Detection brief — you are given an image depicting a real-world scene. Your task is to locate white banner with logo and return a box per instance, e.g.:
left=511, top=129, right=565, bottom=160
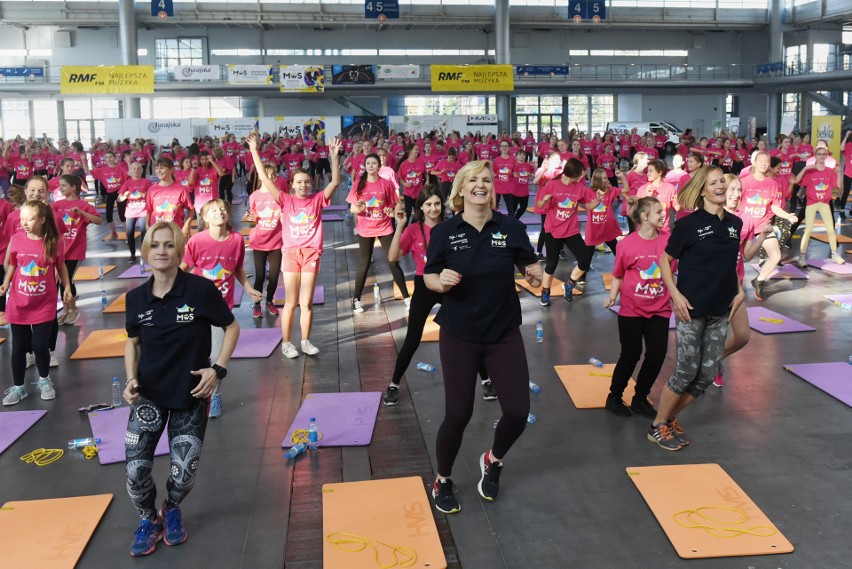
left=174, top=65, right=219, bottom=81
left=376, top=64, right=420, bottom=80
left=142, top=119, right=191, bottom=138
left=279, top=65, right=325, bottom=92
left=208, top=117, right=259, bottom=137
left=467, top=115, right=498, bottom=126
left=227, top=64, right=273, bottom=85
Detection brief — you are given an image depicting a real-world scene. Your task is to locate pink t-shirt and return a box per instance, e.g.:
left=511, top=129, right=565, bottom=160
left=740, top=175, right=782, bottom=232
left=398, top=158, right=426, bottom=199
left=399, top=222, right=432, bottom=276
left=612, top=231, right=672, bottom=319
left=513, top=162, right=536, bottom=197
left=53, top=199, right=97, bottom=260
left=585, top=187, right=622, bottom=246
left=249, top=190, right=284, bottom=251
left=492, top=156, right=515, bottom=195
left=6, top=232, right=66, bottom=325
left=120, top=179, right=151, bottom=219
left=843, top=143, right=852, bottom=178
left=0, top=199, right=16, bottom=260
left=281, top=192, right=330, bottom=251
left=347, top=178, right=398, bottom=238
left=664, top=169, right=690, bottom=192
left=174, top=169, right=195, bottom=192
left=540, top=178, right=596, bottom=239
left=799, top=167, right=837, bottom=204
left=637, top=181, right=677, bottom=233
left=623, top=170, right=649, bottom=215
left=194, top=166, right=220, bottom=211
left=91, top=166, right=127, bottom=194
left=435, top=159, right=461, bottom=183
left=596, top=152, right=617, bottom=177
left=183, top=230, right=245, bottom=310
left=146, top=182, right=193, bottom=226
left=733, top=207, right=755, bottom=283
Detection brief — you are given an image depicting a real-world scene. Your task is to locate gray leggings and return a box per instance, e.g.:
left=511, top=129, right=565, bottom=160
left=666, top=313, right=729, bottom=397
left=126, top=395, right=209, bottom=521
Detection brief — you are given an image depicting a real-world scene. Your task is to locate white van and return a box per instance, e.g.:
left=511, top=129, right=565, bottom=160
left=605, top=121, right=683, bottom=154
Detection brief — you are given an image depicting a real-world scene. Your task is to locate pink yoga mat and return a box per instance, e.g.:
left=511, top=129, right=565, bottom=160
left=0, top=410, right=47, bottom=455
left=784, top=362, right=852, bottom=407
left=807, top=258, right=852, bottom=275
left=749, top=263, right=809, bottom=279
left=88, top=407, right=169, bottom=465
left=281, top=392, right=381, bottom=448
left=231, top=327, right=282, bottom=358
left=609, top=305, right=676, bottom=328
left=322, top=214, right=344, bottom=222
left=747, top=307, right=815, bottom=334
left=273, top=284, right=325, bottom=305
left=117, top=264, right=152, bottom=279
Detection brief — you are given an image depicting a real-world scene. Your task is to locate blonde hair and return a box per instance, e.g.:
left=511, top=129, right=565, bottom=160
left=141, top=221, right=185, bottom=261
left=448, top=160, right=494, bottom=212
left=199, top=199, right=233, bottom=232
left=590, top=168, right=610, bottom=192
left=678, top=165, right=723, bottom=211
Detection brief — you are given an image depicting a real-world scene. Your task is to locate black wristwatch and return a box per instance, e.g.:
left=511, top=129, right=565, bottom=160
left=212, top=364, right=227, bottom=380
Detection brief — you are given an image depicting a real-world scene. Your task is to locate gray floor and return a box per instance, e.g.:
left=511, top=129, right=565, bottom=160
left=1, top=183, right=850, bottom=569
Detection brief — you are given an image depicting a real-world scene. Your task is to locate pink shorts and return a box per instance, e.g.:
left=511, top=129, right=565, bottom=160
left=283, top=247, right=321, bottom=273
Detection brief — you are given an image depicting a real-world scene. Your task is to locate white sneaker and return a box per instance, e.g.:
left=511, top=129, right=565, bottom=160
left=49, top=351, right=58, bottom=368
left=301, top=340, right=320, bottom=356
left=352, top=299, right=364, bottom=313
left=831, top=254, right=845, bottom=265
left=404, top=297, right=411, bottom=314
left=25, top=352, right=35, bottom=369
left=37, top=377, right=55, bottom=400
left=64, top=309, right=80, bottom=325
left=796, top=256, right=807, bottom=268
left=281, top=342, right=299, bottom=359
left=3, top=385, right=27, bottom=406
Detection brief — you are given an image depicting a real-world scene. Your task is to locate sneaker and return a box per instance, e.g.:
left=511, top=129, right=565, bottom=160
left=559, top=250, right=568, bottom=261
left=26, top=352, right=35, bottom=369
left=668, top=419, right=691, bottom=446
left=281, top=342, right=299, bottom=359
left=352, top=299, right=364, bottom=313
left=481, top=380, right=498, bottom=401
left=563, top=281, right=574, bottom=303
left=57, top=311, right=68, bottom=325
left=539, top=289, right=551, bottom=307
left=536, top=252, right=546, bottom=261
left=159, top=502, right=187, bottom=546
left=713, top=372, right=724, bottom=388
left=129, top=518, right=164, bottom=557
left=404, top=297, right=411, bottom=314
left=605, top=395, right=632, bottom=417
left=629, top=398, right=657, bottom=419
left=2, top=385, right=28, bottom=406
left=208, top=393, right=222, bottom=418
left=751, top=277, right=765, bottom=302
left=252, top=304, right=263, bottom=319
left=49, top=351, right=58, bottom=368
left=647, top=422, right=682, bottom=451
left=382, top=384, right=400, bottom=406
left=477, top=452, right=504, bottom=502
left=129, top=256, right=137, bottom=264
left=831, top=254, right=846, bottom=265
left=432, top=477, right=461, bottom=514
left=37, top=377, right=55, bottom=400
left=266, top=301, right=280, bottom=315
left=64, top=310, right=80, bottom=325
left=301, top=340, right=320, bottom=356
left=0, top=312, right=7, bottom=326
left=796, top=256, right=807, bottom=268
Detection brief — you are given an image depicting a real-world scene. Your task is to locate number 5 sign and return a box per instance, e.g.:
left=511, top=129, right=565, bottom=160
left=151, top=0, right=174, bottom=18
left=569, top=0, right=606, bottom=23
left=365, top=0, right=399, bottom=21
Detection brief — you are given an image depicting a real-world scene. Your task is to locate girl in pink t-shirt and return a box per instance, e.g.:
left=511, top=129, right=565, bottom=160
left=623, top=152, right=649, bottom=231
left=492, top=141, right=515, bottom=211
left=637, top=160, right=677, bottom=233
left=174, top=157, right=197, bottom=198
left=793, top=149, right=845, bottom=266
left=432, top=147, right=461, bottom=202
left=52, top=174, right=102, bottom=325
left=602, top=196, right=671, bottom=417
left=146, top=158, right=194, bottom=238
left=585, top=168, right=625, bottom=255
left=397, top=144, right=426, bottom=219
left=509, top=150, right=536, bottom=219
left=117, top=162, right=150, bottom=262
left=1, top=200, right=72, bottom=406
left=347, top=153, right=409, bottom=314
left=245, top=160, right=284, bottom=320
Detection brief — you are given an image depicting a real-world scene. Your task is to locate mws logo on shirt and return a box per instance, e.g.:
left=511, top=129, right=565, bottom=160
left=491, top=231, right=507, bottom=248
left=635, top=260, right=665, bottom=297
left=176, top=304, right=195, bottom=322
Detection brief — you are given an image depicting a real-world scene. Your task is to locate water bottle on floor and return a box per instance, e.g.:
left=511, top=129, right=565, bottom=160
left=308, top=417, right=319, bottom=451
left=98, top=263, right=104, bottom=279
left=285, top=443, right=307, bottom=459
left=416, top=362, right=435, bottom=372
left=588, top=357, right=603, bottom=368
left=101, top=290, right=108, bottom=311
left=67, top=437, right=102, bottom=449
left=111, top=377, right=122, bottom=407
left=529, top=381, right=541, bottom=393
left=373, top=283, right=381, bottom=305
left=536, top=320, right=543, bottom=343
left=527, top=413, right=537, bottom=424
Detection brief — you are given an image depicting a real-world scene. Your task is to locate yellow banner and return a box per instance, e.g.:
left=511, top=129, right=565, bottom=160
left=430, top=65, right=514, bottom=92
left=811, top=115, right=842, bottom=160
left=60, top=66, right=155, bottom=95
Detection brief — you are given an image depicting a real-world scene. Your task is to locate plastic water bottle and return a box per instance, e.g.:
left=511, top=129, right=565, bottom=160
left=139, top=256, right=146, bottom=273
left=111, top=377, right=122, bottom=407
left=588, top=357, right=604, bottom=368
left=285, top=442, right=307, bottom=459
left=416, top=362, right=435, bottom=372
left=67, top=437, right=102, bottom=449
left=101, top=290, right=108, bottom=311
left=839, top=302, right=852, bottom=310
left=848, top=355, right=852, bottom=366
left=529, top=381, right=541, bottom=393
left=536, top=320, right=543, bottom=344
left=308, top=417, right=319, bottom=451
left=373, top=283, right=381, bottom=304
left=98, top=263, right=104, bottom=279
left=527, top=413, right=537, bottom=424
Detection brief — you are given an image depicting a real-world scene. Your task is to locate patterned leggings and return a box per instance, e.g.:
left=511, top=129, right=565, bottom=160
left=666, top=314, right=729, bottom=397
left=125, top=396, right=209, bottom=521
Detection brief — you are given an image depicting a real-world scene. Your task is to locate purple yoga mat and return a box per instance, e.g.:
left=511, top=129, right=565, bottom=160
left=747, top=307, right=815, bottom=334
left=807, top=258, right=852, bottom=275
left=608, top=305, right=675, bottom=328
left=88, top=407, right=169, bottom=465
left=231, top=327, right=282, bottom=358
left=826, top=293, right=852, bottom=304
left=324, top=205, right=348, bottom=211
left=0, top=410, right=47, bottom=455
left=784, top=362, right=852, bottom=406
left=749, top=263, right=809, bottom=279
left=273, top=284, right=325, bottom=305
left=322, top=214, right=344, bottom=222
left=234, top=282, right=244, bottom=305
left=281, top=392, right=381, bottom=448
left=519, top=213, right=541, bottom=225
left=117, top=264, right=152, bottom=279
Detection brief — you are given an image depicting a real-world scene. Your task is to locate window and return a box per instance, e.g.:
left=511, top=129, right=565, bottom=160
left=139, top=97, right=258, bottom=119
left=33, top=100, right=59, bottom=142
left=155, top=38, right=204, bottom=71
left=784, top=45, right=806, bottom=73
left=1, top=99, right=30, bottom=138
left=403, top=96, right=494, bottom=116
left=782, top=92, right=799, bottom=128
left=590, top=95, right=614, bottom=134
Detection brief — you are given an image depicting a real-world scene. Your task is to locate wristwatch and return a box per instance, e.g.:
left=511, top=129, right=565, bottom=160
left=212, top=364, right=227, bottom=380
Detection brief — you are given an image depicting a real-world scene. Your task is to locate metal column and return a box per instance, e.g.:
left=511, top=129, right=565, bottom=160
left=767, top=0, right=784, bottom=142
left=495, top=0, right=511, bottom=133
left=118, top=0, right=141, bottom=119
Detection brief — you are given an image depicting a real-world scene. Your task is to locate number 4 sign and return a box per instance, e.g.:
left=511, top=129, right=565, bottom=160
left=151, top=0, right=174, bottom=18
left=365, top=0, right=399, bottom=20
left=569, top=0, right=606, bottom=23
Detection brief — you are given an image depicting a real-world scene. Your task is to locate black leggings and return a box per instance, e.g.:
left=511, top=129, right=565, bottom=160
left=11, top=321, right=53, bottom=385
left=436, top=328, right=530, bottom=475
left=536, top=214, right=546, bottom=254
left=503, top=195, right=529, bottom=220
left=125, top=396, right=209, bottom=521
left=58, top=259, right=79, bottom=298
left=219, top=175, right=234, bottom=203
left=253, top=249, right=282, bottom=303
left=403, top=195, right=417, bottom=222
left=839, top=175, right=852, bottom=212
left=391, top=276, right=487, bottom=385
left=0, top=266, right=5, bottom=312
left=439, top=182, right=452, bottom=203
left=609, top=315, right=669, bottom=402
left=543, top=233, right=591, bottom=276
left=126, top=217, right=147, bottom=258
left=105, top=192, right=127, bottom=224
left=353, top=234, right=408, bottom=301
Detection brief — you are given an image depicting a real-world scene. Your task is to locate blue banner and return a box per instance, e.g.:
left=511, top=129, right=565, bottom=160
left=152, top=0, right=174, bottom=18
left=365, top=0, right=399, bottom=20
left=0, top=67, right=44, bottom=78
left=568, top=0, right=606, bottom=22
left=516, top=66, right=570, bottom=77
left=755, top=62, right=784, bottom=77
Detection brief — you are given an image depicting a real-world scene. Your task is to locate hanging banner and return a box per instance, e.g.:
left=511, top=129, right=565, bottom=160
left=376, top=65, right=420, bottom=80
left=331, top=65, right=376, bottom=85
left=279, top=65, right=325, bottom=92
left=341, top=116, right=388, bottom=139
left=60, top=65, right=154, bottom=95
left=811, top=115, right=842, bottom=158
left=403, top=116, right=452, bottom=133
left=430, top=65, right=514, bottom=92
left=467, top=115, right=498, bottom=126
left=780, top=115, right=797, bottom=137
left=273, top=116, right=327, bottom=140
left=142, top=119, right=191, bottom=138
left=516, top=66, right=569, bottom=77
left=727, top=116, right=741, bottom=135
left=0, top=67, right=45, bottom=78
left=207, top=117, right=259, bottom=137
left=174, top=65, right=219, bottom=81
left=227, top=64, right=273, bottom=85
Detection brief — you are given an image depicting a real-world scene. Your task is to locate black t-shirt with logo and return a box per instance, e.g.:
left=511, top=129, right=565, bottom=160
left=126, top=270, right=235, bottom=410
left=425, top=210, right=537, bottom=343
left=666, top=208, right=743, bottom=318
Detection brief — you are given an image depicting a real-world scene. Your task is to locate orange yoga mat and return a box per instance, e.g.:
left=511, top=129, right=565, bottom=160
left=420, top=315, right=440, bottom=342
left=102, top=232, right=139, bottom=242
left=516, top=277, right=582, bottom=297
left=554, top=364, right=635, bottom=408
left=393, top=280, right=416, bottom=300
left=626, top=464, right=794, bottom=559
left=70, top=329, right=127, bottom=360
left=103, top=293, right=127, bottom=314
left=74, top=265, right=116, bottom=281
left=602, top=272, right=613, bottom=291
left=322, top=477, right=446, bottom=569
left=812, top=233, right=852, bottom=244
left=239, top=226, right=252, bottom=236
left=0, top=494, right=113, bottom=569
left=0, top=337, right=5, bottom=345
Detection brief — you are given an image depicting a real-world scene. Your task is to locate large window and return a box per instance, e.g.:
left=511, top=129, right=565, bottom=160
left=785, top=45, right=807, bottom=73
left=782, top=93, right=799, bottom=131
left=33, top=100, right=59, bottom=142
left=0, top=99, right=30, bottom=139
left=403, top=96, right=495, bottom=116
left=140, top=97, right=258, bottom=119
left=64, top=99, right=120, bottom=142
left=155, top=38, right=204, bottom=71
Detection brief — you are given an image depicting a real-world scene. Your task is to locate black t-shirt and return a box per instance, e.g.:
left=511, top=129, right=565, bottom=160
left=126, top=270, right=235, bottom=410
left=665, top=208, right=743, bottom=318
left=425, top=210, right=537, bottom=343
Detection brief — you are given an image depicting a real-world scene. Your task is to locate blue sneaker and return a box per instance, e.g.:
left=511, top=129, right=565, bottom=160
left=208, top=393, right=222, bottom=418
left=539, top=289, right=551, bottom=307
left=563, top=281, right=574, bottom=303
left=130, top=518, right=164, bottom=557
left=160, top=502, right=187, bottom=546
